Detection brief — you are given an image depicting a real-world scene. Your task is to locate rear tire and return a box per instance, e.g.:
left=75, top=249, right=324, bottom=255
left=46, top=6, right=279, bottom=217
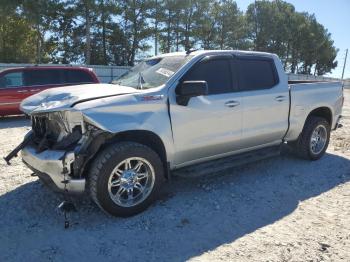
left=88, top=142, right=164, bottom=217
left=292, top=116, right=330, bottom=160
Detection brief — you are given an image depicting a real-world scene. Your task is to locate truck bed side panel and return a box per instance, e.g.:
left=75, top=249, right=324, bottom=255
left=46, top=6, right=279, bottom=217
left=285, top=81, right=343, bottom=141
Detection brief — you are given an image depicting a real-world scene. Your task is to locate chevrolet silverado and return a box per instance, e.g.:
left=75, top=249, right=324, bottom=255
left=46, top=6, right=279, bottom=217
left=4, top=50, right=344, bottom=216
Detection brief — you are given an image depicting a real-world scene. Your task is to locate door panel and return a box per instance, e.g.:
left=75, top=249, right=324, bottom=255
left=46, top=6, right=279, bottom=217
left=170, top=94, right=242, bottom=165
left=237, top=57, right=289, bottom=147
left=240, top=87, right=289, bottom=148
left=25, top=83, right=63, bottom=97
left=0, top=70, right=27, bottom=115
left=169, top=55, right=243, bottom=166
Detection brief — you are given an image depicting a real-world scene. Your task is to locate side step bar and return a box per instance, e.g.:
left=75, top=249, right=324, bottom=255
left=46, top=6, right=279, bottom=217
left=173, top=145, right=281, bottom=178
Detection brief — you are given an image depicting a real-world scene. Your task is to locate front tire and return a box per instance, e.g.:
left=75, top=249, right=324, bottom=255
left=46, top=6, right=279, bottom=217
left=292, top=116, right=330, bottom=160
left=88, top=142, right=164, bottom=217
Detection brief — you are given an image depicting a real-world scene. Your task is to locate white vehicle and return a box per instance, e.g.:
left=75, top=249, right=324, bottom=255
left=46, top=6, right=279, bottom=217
left=5, top=50, right=344, bottom=216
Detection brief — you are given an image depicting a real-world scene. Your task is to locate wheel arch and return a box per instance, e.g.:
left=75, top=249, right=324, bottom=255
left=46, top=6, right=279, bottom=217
left=293, top=113, right=331, bottom=160
left=285, top=106, right=333, bottom=142
left=306, top=106, right=333, bottom=127
left=105, top=130, right=169, bottom=179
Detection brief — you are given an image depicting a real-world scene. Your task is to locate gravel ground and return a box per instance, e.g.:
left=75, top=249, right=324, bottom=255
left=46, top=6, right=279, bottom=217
left=0, top=90, right=349, bottom=262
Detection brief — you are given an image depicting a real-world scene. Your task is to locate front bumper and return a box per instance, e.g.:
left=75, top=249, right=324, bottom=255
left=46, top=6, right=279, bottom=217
left=21, top=145, right=86, bottom=194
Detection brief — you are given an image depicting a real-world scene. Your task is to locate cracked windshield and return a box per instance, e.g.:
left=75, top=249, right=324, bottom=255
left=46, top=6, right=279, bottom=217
left=112, top=55, right=193, bottom=89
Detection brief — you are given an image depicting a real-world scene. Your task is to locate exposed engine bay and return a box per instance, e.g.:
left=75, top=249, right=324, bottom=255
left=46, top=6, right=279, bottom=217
left=31, top=111, right=85, bottom=152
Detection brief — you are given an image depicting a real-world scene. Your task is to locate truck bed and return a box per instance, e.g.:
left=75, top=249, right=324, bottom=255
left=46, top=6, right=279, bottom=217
left=285, top=81, right=343, bottom=141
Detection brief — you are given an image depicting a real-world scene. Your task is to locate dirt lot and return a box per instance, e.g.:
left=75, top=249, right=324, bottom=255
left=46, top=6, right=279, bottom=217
left=0, top=90, right=349, bottom=262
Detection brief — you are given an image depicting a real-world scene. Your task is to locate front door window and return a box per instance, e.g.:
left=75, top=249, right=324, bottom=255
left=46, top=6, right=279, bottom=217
left=0, top=72, right=24, bottom=88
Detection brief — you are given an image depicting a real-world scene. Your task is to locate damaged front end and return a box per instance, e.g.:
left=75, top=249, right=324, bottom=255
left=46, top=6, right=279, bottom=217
left=5, top=110, right=110, bottom=194
left=31, top=111, right=84, bottom=152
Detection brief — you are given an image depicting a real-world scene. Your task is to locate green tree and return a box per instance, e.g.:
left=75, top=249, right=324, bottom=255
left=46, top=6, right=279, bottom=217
left=213, top=0, right=249, bottom=50
left=158, top=0, right=182, bottom=53
left=21, top=0, right=59, bottom=63
left=48, top=2, right=77, bottom=63
left=0, top=14, right=37, bottom=63
left=90, top=0, right=119, bottom=65
left=193, top=0, right=218, bottom=49
left=118, top=0, right=153, bottom=65
left=0, top=0, right=339, bottom=75
left=246, top=0, right=337, bottom=75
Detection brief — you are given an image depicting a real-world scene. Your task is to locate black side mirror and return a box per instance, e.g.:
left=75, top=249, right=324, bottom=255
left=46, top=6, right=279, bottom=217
left=176, top=80, right=208, bottom=106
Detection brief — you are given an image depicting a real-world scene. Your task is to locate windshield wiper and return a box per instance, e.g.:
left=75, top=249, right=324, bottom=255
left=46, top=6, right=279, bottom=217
left=137, top=72, right=146, bottom=90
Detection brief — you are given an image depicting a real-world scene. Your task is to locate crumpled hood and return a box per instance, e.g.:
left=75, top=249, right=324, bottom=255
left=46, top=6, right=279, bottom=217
left=20, top=83, right=138, bottom=114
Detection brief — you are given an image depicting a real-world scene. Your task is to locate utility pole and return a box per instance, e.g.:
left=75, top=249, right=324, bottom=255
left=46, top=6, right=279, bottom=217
left=341, top=48, right=348, bottom=80
left=154, top=0, right=158, bottom=56
left=254, top=0, right=259, bottom=50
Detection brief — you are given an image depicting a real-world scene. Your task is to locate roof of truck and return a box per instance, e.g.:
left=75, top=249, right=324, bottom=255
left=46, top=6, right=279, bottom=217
left=153, top=50, right=277, bottom=59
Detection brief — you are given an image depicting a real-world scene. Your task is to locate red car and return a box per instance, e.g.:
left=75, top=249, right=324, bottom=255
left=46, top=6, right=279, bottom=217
left=0, top=66, right=99, bottom=116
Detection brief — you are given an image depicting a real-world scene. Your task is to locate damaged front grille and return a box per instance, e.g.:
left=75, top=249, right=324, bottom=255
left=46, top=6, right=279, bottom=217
left=31, top=113, right=83, bottom=151
left=32, top=115, right=60, bottom=143
left=32, top=115, right=48, bottom=139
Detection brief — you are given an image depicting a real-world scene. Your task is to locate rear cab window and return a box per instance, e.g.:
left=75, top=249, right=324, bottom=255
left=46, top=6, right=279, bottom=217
left=24, top=69, right=63, bottom=86
left=65, top=69, right=95, bottom=84
left=237, top=56, right=279, bottom=91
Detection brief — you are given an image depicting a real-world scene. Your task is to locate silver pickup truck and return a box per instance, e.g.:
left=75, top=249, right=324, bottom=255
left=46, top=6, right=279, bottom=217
left=5, top=50, right=344, bottom=216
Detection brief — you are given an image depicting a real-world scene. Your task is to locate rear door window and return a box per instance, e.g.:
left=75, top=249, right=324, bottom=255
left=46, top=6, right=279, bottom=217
left=238, top=58, right=278, bottom=91
left=183, top=58, right=233, bottom=95
left=65, top=70, right=94, bottom=84
left=24, top=69, right=63, bottom=86
left=0, top=71, right=24, bottom=88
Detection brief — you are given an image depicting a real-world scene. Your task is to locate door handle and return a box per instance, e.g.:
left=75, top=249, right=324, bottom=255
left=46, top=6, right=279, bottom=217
left=225, top=100, right=240, bottom=108
left=275, top=96, right=286, bottom=102
left=17, top=90, right=28, bottom=93
left=30, top=89, right=40, bottom=92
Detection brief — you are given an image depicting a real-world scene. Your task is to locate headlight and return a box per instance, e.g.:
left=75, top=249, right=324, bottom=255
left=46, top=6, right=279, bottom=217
left=32, top=110, right=85, bottom=144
